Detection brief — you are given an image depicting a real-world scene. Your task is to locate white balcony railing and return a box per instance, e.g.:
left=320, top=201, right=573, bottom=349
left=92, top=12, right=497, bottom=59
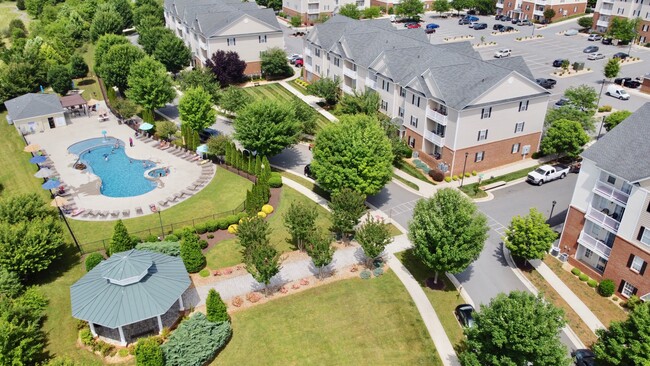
left=425, top=106, right=448, bottom=126
left=599, top=8, right=612, bottom=15
left=602, top=0, right=614, bottom=3
left=496, top=2, right=503, bottom=8
left=578, top=231, right=612, bottom=259
left=304, top=48, right=312, bottom=57
left=424, top=130, right=445, bottom=146
left=585, top=206, right=621, bottom=234
left=342, top=84, right=354, bottom=95
left=365, top=77, right=376, bottom=89
left=597, top=19, right=610, bottom=28
left=307, top=7, right=319, bottom=14
left=533, top=9, right=544, bottom=16
left=593, top=180, right=629, bottom=206
left=343, top=67, right=357, bottom=79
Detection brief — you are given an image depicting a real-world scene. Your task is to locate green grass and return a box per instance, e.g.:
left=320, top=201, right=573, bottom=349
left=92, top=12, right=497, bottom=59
left=395, top=250, right=466, bottom=347
left=69, top=168, right=252, bottom=251
left=241, top=83, right=330, bottom=131
left=387, top=223, right=403, bottom=237
left=212, top=272, right=441, bottom=365
left=205, top=186, right=331, bottom=269
left=278, top=171, right=331, bottom=200
left=0, top=2, right=28, bottom=35
left=393, top=173, right=420, bottom=191
left=460, top=164, right=542, bottom=199
left=288, top=78, right=309, bottom=95
left=395, top=159, right=433, bottom=184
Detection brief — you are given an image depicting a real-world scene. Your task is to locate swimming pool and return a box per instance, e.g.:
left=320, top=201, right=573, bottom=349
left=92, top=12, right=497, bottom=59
left=147, top=168, right=170, bottom=178
left=68, top=138, right=157, bottom=197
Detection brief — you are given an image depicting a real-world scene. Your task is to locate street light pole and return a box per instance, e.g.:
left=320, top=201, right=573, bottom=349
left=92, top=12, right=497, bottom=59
left=549, top=200, right=557, bottom=222
left=460, top=152, right=469, bottom=187
left=157, top=210, right=165, bottom=239
left=597, top=77, right=606, bottom=107
left=597, top=115, right=606, bottom=140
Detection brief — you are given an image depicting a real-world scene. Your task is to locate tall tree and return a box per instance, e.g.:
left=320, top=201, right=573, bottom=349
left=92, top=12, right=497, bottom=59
left=260, top=47, right=292, bottom=78
left=312, top=114, right=393, bottom=195
left=47, top=65, right=72, bottom=95
left=336, top=90, right=379, bottom=116
left=178, top=68, right=221, bottom=104
left=607, top=17, right=641, bottom=43
left=283, top=200, right=318, bottom=251
left=408, top=188, right=488, bottom=283
left=292, top=99, right=317, bottom=135
left=329, top=188, right=366, bottom=241
left=238, top=217, right=280, bottom=293
left=68, top=54, right=89, bottom=79
left=205, top=50, right=246, bottom=86
left=233, top=100, right=301, bottom=157
left=504, top=208, right=558, bottom=260
left=450, top=0, right=471, bottom=15
left=206, top=134, right=232, bottom=158
left=305, top=229, right=334, bottom=279
left=0, top=268, right=24, bottom=299
left=306, top=77, right=340, bottom=105
left=109, top=0, right=134, bottom=30
left=101, top=43, right=145, bottom=90
left=126, top=56, right=175, bottom=116
left=362, top=6, right=381, bottom=18
left=564, top=84, right=598, bottom=113
left=432, top=0, right=451, bottom=15
left=338, top=3, right=361, bottom=19
left=90, top=3, right=123, bottom=41
left=545, top=106, right=595, bottom=132
left=138, top=26, right=170, bottom=55
left=540, top=119, right=590, bottom=159
left=593, top=301, right=650, bottom=366
left=178, top=86, right=216, bottom=136
left=473, top=0, right=495, bottom=15
left=356, top=214, right=392, bottom=268
left=94, top=34, right=129, bottom=72
left=219, top=86, right=251, bottom=114
left=395, top=0, right=424, bottom=19
left=603, top=58, right=620, bottom=80
left=153, top=32, right=191, bottom=74
left=133, top=3, right=164, bottom=29
left=205, top=289, right=229, bottom=323
left=578, top=16, right=593, bottom=29
left=179, top=230, right=205, bottom=273
left=0, top=288, right=48, bottom=365
left=543, top=8, right=556, bottom=21
left=459, top=291, right=570, bottom=366
left=135, top=336, right=164, bottom=366
left=604, top=110, right=632, bottom=131
left=109, top=220, right=135, bottom=255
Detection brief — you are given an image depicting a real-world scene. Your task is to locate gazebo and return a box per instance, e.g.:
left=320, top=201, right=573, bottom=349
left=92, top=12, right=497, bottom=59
left=70, top=249, right=190, bottom=345
left=60, top=94, right=88, bottom=118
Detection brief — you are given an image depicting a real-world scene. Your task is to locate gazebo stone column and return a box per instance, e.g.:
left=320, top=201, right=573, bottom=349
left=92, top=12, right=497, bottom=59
left=88, top=322, right=97, bottom=337
left=118, top=326, right=127, bottom=346
left=178, top=296, right=185, bottom=311
left=157, top=315, right=164, bottom=334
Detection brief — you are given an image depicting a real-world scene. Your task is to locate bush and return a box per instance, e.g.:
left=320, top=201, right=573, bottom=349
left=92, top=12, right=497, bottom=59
left=199, top=239, right=208, bottom=249
left=452, top=175, right=459, bottom=181
left=472, top=170, right=478, bottom=176
left=587, top=279, right=598, bottom=288
left=93, top=340, right=114, bottom=357
left=257, top=211, right=267, bottom=218
left=136, top=337, right=164, bottom=366
left=136, top=241, right=181, bottom=256
left=360, top=270, right=371, bottom=279
left=206, top=289, right=229, bottom=323
left=205, top=221, right=218, bottom=232
left=428, top=169, right=445, bottom=182
left=373, top=267, right=384, bottom=277
left=598, top=105, right=612, bottom=112
left=598, top=279, right=615, bottom=297
left=79, top=329, right=94, bottom=346
left=612, top=296, right=619, bottom=302
left=217, top=219, right=230, bottom=230
left=268, top=172, right=283, bottom=188
left=464, top=172, right=471, bottom=178
left=624, top=295, right=642, bottom=310
left=225, top=215, right=239, bottom=225
left=195, top=224, right=208, bottom=235
left=16, top=0, right=26, bottom=10
left=227, top=224, right=238, bottom=234
left=144, top=234, right=158, bottom=242
left=118, top=349, right=129, bottom=357
left=571, top=268, right=581, bottom=276
left=161, top=313, right=231, bottom=366
left=262, top=204, right=274, bottom=214
left=85, top=253, right=104, bottom=272
left=207, top=234, right=214, bottom=239
left=180, top=231, right=206, bottom=273
left=199, top=269, right=210, bottom=277
left=444, top=176, right=452, bottom=183
left=578, top=273, right=589, bottom=281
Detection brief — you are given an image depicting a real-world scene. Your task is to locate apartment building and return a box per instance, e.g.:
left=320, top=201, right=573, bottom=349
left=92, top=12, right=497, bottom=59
left=163, top=0, right=284, bottom=75
left=497, top=0, right=587, bottom=22
left=283, top=0, right=368, bottom=24
left=593, top=0, right=650, bottom=43
left=558, top=103, right=650, bottom=301
left=303, top=16, right=550, bottom=176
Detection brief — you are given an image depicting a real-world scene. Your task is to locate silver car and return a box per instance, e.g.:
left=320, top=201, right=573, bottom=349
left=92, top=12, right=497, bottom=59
left=587, top=52, right=605, bottom=60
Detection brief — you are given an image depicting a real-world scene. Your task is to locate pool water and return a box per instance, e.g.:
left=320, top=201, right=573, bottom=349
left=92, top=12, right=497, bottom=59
left=148, top=168, right=170, bottom=178
left=71, top=138, right=157, bottom=197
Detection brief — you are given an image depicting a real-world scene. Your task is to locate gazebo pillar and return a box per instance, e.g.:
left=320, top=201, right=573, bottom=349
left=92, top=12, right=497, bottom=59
left=178, top=296, right=185, bottom=311
left=118, top=326, right=127, bottom=346
left=88, top=322, right=97, bottom=337
left=157, top=315, right=164, bottom=334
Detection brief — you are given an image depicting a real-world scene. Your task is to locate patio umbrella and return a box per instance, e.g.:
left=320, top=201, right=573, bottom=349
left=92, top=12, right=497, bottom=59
left=139, top=122, right=154, bottom=131
left=34, top=168, right=54, bottom=178
left=30, top=156, right=47, bottom=164
left=87, top=98, right=100, bottom=107
left=196, top=144, right=208, bottom=154
left=23, top=144, right=41, bottom=153
left=42, top=180, right=61, bottom=190
left=50, top=196, right=68, bottom=207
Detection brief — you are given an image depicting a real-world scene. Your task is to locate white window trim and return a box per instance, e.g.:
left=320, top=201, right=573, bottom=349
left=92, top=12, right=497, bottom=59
left=631, top=256, right=644, bottom=273
left=512, top=143, right=520, bottom=154
left=640, top=228, right=650, bottom=246
left=621, top=281, right=636, bottom=298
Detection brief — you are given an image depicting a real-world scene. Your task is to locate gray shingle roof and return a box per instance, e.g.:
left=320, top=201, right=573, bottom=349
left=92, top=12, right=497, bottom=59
left=4, top=93, right=64, bottom=121
left=582, top=102, right=650, bottom=183
left=70, top=250, right=190, bottom=329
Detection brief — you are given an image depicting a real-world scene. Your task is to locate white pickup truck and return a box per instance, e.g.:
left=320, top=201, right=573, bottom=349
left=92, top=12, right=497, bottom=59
left=527, top=164, right=570, bottom=186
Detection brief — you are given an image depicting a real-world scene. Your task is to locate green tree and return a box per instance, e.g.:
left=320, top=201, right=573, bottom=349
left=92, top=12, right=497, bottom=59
left=47, top=65, right=72, bottom=95
left=205, top=50, right=246, bottom=86
left=0, top=268, right=24, bottom=299
left=260, top=47, right=292, bottom=77
left=305, top=229, right=334, bottom=279
left=90, top=3, right=123, bottom=41
left=408, top=188, right=488, bottom=283
left=578, top=16, right=594, bottom=29
left=339, top=3, right=361, bottom=19
left=135, top=337, right=164, bottom=366
left=607, top=17, right=640, bottom=43
left=543, top=8, right=556, bottom=22
left=545, top=106, right=595, bottom=132
left=362, top=6, right=382, bottom=18
left=113, top=98, right=139, bottom=119
left=541, top=119, right=590, bottom=159
left=68, top=54, right=89, bottom=79
left=126, top=56, right=175, bottom=115
left=205, top=289, right=229, bottom=323
left=336, top=90, right=379, bottom=116
left=395, top=0, right=424, bottom=19
left=292, top=99, right=317, bottom=135
left=238, top=218, right=280, bottom=293
left=432, top=0, right=451, bottom=14
left=283, top=200, right=318, bottom=251
left=474, top=0, right=495, bottom=15
left=180, top=230, right=205, bottom=273
left=306, top=77, right=340, bottom=105
left=593, top=301, right=650, bottom=366
left=504, top=208, right=558, bottom=260
left=133, top=3, right=163, bottom=28
left=178, top=86, right=216, bottom=135
left=109, top=0, right=134, bottom=30
left=138, top=26, right=169, bottom=55
left=94, top=34, right=129, bottom=73
left=153, top=32, right=191, bottom=74
left=312, top=114, right=393, bottom=195
left=234, top=100, right=301, bottom=157
left=178, top=68, right=221, bottom=104
left=0, top=193, right=55, bottom=224
left=450, top=0, right=471, bottom=15
left=604, top=110, right=632, bottom=131
left=109, top=220, right=135, bottom=255
left=101, top=43, right=145, bottom=90
left=206, top=134, right=232, bottom=158
left=84, top=253, right=104, bottom=272
left=155, top=121, right=178, bottom=140
left=564, top=84, right=598, bottom=113
left=603, top=58, right=620, bottom=80
left=290, top=16, right=301, bottom=27
left=0, top=288, right=48, bottom=365
left=237, top=216, right=271, bottom=250
left=356, top=214, right=392, bottom=268
left=219, top=86, right=251, bottom=114
left=329, top=188, right=366, bottom=241
left=459, top=291, right=570, bottom=366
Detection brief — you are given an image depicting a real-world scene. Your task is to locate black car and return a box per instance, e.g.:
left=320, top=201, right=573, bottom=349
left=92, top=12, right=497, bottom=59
left=493, top=24, right=505, bottom=31
left=601, top=37, right=613, bottom=45
left=554, top=97, right=572, bottom=109
left=502, top=15, right=512, bottom=21
left=613, top=52, right=629, bottom=59
left=583, top=45, right=599, bottom=53
left=615, top=77, right=641, bottom=88
left=455, top=304, right=475, bottom=328
left=572, top=349, right=596, bottom=366
left=536, top=78, right=557, bottom=89
left=553, top=58, right=568, bottom=67
left=304, top=164, right=314, bottom=179
left=473, top=23, right=488, bottom=30
left=495, top=14, right=505, bottom=20
left=503, top=26, right=515, bottom=32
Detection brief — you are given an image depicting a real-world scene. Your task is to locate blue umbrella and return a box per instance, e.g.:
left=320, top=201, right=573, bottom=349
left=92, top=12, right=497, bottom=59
left=42, top=180, right=61, bottom=190
left=30, top=156, right=47, bottom=164
left=196, top=144, right=209, bottom=153
left=139, top=123, right=154, bottom=131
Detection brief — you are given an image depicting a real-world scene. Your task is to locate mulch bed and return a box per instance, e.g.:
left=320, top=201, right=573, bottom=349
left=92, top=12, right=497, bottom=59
left=425, top=277, right=446, bottom=290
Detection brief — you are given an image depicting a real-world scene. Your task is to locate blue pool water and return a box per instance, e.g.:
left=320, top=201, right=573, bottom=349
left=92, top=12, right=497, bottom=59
left=148, top=168, right=170, bottom=178
left=68, top=138, right=157, bottom=198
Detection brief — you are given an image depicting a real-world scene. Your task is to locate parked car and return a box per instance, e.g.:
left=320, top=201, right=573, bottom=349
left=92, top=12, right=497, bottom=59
left=583, top=45, right=599, bottom=53
left=613, top=52, right=629, bottom=59
left=552, top=58, right=568, bottom=67
left=287, top=54, right=302, bottom=64
left=554, top=97, right=572, bottom=109
left=572, top=349, right=596, bottom=366
left=454, top=304, right=475, bottom=328
left=502, top=15, right=512, bottom=21
left=389, top=14, right=396, bottom=22
left=587, top=34, right=603, bottom=41
left=564, top=29, right=579, bottom=36
left=606, top=84, right=630, bottom=100
left=614, top=77, right=641, bottom=88
left=587, top=52, right=605, bottom=60
left=511, top=18, right=519, bottom=24
left=473, top=23, right=488, bottom=30
left=527, top=164, right=569, bottom=186
left=535, top=78, right=557, bottom=89
left=294, top=58, right=304, bottom=67
left=495, top=14, right=505, bottom=20
left=425, top=28, right=436, bottom=34
left=503, top=25, right=515, bottom=32
left=601, top=37, right=613, bottom=45
left=458, top=18, right=472, bottom=25
left=406, top=23, right=421, bottom=29
left=465, top=15, right=479, bottom=21
left=494, top=48, right=511, bottom=58
left=493, top=24, right=504, bottom=30
left=426, top=23, right=440, bottom=29
left=517, top=19, right=533, bottom=26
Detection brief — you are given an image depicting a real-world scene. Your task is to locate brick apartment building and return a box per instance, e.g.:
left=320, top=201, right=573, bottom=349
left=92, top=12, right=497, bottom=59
left=283, top=0, right=368, bottom=24
left=592, top=0, right=650, bottom=44
left=497, top=0, right=587, bottom=22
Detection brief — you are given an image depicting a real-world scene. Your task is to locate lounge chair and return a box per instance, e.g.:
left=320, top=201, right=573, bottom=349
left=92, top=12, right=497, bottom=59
left=84, top=210, right=97, bottom=217
left=166, top=196, right=177, bottom=203
left=70, top=208, right=85, bottom=217
left=135, top=207, right=143, bottom=215
left=110, top=210, right=120, bottom=217
left=187, top=185, right=198, bottom=191
left=122, top=209, right=131, bottom=217
left=181, top=190, right=193, bottom=197
left=98, top=210, right=109, bottom=217
left=173, top=192, right=183, bottom=200
left=158, top=200, right=168, bottom=206
left=199, top=160, right=211, bottom=165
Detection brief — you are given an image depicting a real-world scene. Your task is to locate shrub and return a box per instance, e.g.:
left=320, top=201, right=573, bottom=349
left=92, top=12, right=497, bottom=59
left=571, top=268, right=581, bottom=276
left=360, top=270, right=371, bottom=279
left=144, top=234, right=158, bottom=242
left=578, top=273, right=589, bottom=281
left=16, top=0, right=26, bottom=10
left=587, top=279, right=598, bottom=288
left=373, top=267, right=384, bottom=277
left=268, top=172, right=283, bottom=188
left=93, top=340, right=113, bottom=357
left=136, top=241, right=181, bottom=256
left=612, top=296, right=619, bottom=302
left=79, top=329, right=94, bottom=346
left=261, top=204, right=274, bottom=214
left=199, top=269, right=210, bottom=277
left=85, top=253, right=104, bottom=272
left=225, top=215, right=239, bottom=225
left=199, top=239, right=208, bottom=249
left=161, top=313, right=231, bottom=366
left=464, top=172, right=471, bottom=178
left=624, top=295, right=642, bottom=310
left=207, top=234, right=214, bottom=239
left=598, top=279, right=615, bottom=297
left=165, top=234, right=179, bottom=242
left=204, top=221, right=218, bottom=232
left=195, top=224, right=208, bottom=234
left=180, top=231, right=206, bottom=273
left=227, top=224, right=238, bottom=234
left=598, top=105, right=612, bottom=112
left=472, top=170, right=478, bottom=176
left=257, top=211, right=267, bottom=218
left=217, top=219, right=230, bottom=230
left=206, top=289, right=229, bottom=323
left=118, top=348, right=129, bottom=357
left=428, top=169, right=445, bottom=182
left=444, top=176, right=452, bottom=183
left=136, top=337, right=164, bottom=366
left=452, top=175, right=459, bottom=181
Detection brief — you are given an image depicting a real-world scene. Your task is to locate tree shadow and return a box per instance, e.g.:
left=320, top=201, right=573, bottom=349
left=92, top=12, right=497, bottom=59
left=28, top=244, right=82, bottom=286
left=400, top=249, right=457, bottom=293
left=77, top=79, right=96, bottom=87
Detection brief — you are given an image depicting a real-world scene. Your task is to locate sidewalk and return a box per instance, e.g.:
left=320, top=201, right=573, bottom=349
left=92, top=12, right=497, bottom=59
left=280, top=80, right=339, bottom=122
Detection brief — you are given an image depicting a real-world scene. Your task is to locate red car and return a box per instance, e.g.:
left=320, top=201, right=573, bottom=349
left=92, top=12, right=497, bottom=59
left=294, top=58, right=303, bottom=67
left=406, top=23, right=421, bottom=29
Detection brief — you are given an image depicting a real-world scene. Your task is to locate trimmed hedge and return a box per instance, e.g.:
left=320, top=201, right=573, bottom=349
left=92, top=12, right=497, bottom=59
left=587, top=279, right=598, bottom=288
left=135, top=241, right=181, bottom=257
left=598, top=279, right=615, bottom=297
left=571, top=268, right=581, bottom=276
left=135, top=337, right=164, bottom=366
left=162, top=313, right=231, bottom=366
left=578, top=273, right=589, bottom=281
left=428, top=169, right=444, bottom=182
left=268, top=172, right=283, bottom=188
left=206, top=289, right=229, bottom=323
left=85, top=253, right=105, bottom=272
left=171, top=212, right=248, bottom=238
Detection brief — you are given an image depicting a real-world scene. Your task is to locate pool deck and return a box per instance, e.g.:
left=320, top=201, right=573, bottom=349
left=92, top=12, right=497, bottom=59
left=25, top=108, right=210, bottom=221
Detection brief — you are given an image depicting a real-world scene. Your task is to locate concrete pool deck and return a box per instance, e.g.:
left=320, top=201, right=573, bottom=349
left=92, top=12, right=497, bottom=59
left=25, top=110, right=210, bottom=221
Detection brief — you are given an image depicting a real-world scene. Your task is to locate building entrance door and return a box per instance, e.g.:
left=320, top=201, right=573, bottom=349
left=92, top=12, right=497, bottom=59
left=48, top=117, right=55, bottom=129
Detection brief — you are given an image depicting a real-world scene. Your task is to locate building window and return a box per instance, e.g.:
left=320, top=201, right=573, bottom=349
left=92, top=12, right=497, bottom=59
left=227, top=37, right=236, bottom=46
left=411, top=95, right=421, bottom=107
left=400, top=87, right=406, bottom=97
left=514, top=122, right=525, bottom=133
left=585, top=248, right=593, bottom=258
left=512, top=143, right=520, bottom=154
left=258, top=35, right=267, bottom=43
left=398, top=107, right=404, bottom=117
left=481, top=107, right=492, bottom=119
left=475, top=151, right=485, bottom=162
left=477, top=129, right=488, bottom=141
left=630, top=255, right=645, bottom=273
left=643, top=24, right=649, bottom=32
left=518, top=100, right=529, bottom=112
left=315, top=65, right=320, bottom=73
left=381, top=80, right=390, bottom=92
left=410, top=116, right=418, bottom=128
left=638, top=227, right=650, bottom=247
left=381, top=100, right=388, bottom=111
left=407, top=136, right=415, bottom=148
left=607, top=175, right=616, bottom=185
left=334, top=58, right=340, bottom=67
left=315, top=48, right=321, bottom=57
left=621, top=281, right=637, bottom=298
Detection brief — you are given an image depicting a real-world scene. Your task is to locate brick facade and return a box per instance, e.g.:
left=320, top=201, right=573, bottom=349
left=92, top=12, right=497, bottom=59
left=562, top=206, right=604, bottom=278
left=501, top=0, right=519, bottom=17
left=641, top=75, right=650, bottom=95
left=520, top=1, right=586, bottom=22
left=404, top=128, right=424, bottom=152
left=602, top=236, right=650, bottom=299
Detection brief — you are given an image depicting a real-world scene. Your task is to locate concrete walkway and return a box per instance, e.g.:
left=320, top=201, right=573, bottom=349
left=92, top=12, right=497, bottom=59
left=279, top=80, right=339, bottom=122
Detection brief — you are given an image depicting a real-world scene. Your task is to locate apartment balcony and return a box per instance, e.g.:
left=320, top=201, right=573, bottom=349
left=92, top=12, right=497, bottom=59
left=602, top=0, right=613, bottom=3
left=424, top=130, right=445, bottom=146
left=598, top=8, right=612, bottom=15
left=534, top=9, right=544, bottom=17
left=365, top=77, right=375, bottom=90
left=308, top=0, right=319, bottom=3
left=305, top=63, right=313, bottom=73
left=496, top=2, right=503, bottom=8
left=597, top=19, right=610, bottom=28
left=199, top=39, right=207, bottom=50
left=425, top=106, right=448, bottom=126
left=342, top=84, right=354, bottom=95
left=585, top=206, right=621, bottom=234
left=534, top=0, right=546, bottom=4
left=578, top=231, right=612, bottom=259
left=343, top=67, right=357, bottom=79
left=305, top=48, right=312, bottom=57
left=307, top=7, right=319, bottom=14
left=593, top=180, right=629, bottom=206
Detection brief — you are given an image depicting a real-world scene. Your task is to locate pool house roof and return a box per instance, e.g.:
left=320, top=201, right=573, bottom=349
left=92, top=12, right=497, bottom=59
left=4, top=93, right=65, bottom=121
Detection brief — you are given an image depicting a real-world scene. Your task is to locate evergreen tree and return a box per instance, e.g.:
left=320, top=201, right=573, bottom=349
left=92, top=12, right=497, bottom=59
left=179, top=230, right=205, bottom=273
left=109, top=220, right=135, bottom=255
left=206, top=289, right=229, bottom=323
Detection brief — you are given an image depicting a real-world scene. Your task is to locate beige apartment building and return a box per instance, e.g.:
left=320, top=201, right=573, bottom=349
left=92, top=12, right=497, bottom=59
left=303, top=16, right=550, bottom=176
left=283, top=0, right=368, bottom=24
left=593, top=0, right=650, bottom=43
left=163, top=0, right=284, bottom=75
left=497, top=0, right=587, bottom=22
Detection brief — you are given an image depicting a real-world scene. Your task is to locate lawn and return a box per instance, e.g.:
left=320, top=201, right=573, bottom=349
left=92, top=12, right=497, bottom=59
left=212, top=272, right=441, bottom=365
left=395, top=250, right=466, bottom=347
left=0, top=2, right=28, bottom=36
left=395, top=159, right=433, bottom=184
left=288, top=78, right=309, bottom=95
left=393, top=173, right=420, bottom=191
left=205, top=186, right=331, bottom=269
left=241, top=83, right=330, bottom=131
left=460, top=164, right=542, bottom=199
left=69, top=168, right=251, bottom=251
